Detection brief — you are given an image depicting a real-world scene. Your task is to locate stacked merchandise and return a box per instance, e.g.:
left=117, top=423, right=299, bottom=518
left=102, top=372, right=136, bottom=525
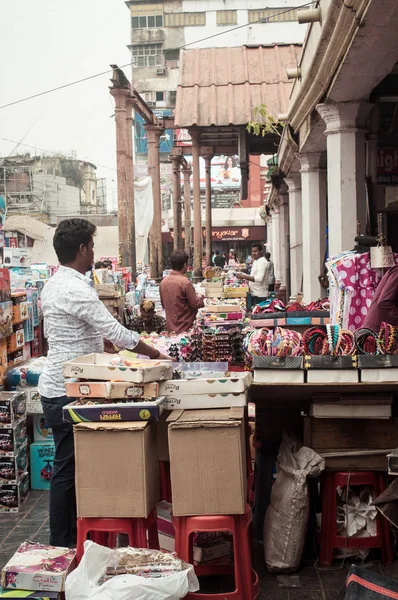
left=223, top=272, right=248, bottom=299
left=94, top=267, right=128, bottom=321
left=250, top=297, right=330, bottom=328
left=204, top=280, right=223, bottom=299
left=197, top=302, right=246, bottom=328
left=0, top=391, right=29, bottom=512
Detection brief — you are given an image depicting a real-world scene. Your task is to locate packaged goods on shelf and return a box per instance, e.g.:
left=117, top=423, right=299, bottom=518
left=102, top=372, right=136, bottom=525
left=1, top=543, right=75, bottom=591
left=0, top=391, right=26, bottom=426
left=30, top=442, right=55, bottom=490
left=0, top=473, right=29, bottom=512
left=26, top=388, right=42, bottom=414
left=33, top=414, right=53, bottom=442
left=11, top=293, right=28, bottom=323
left=0, top=419, right=27, bottom=456
left=26, top=288, right=40, bottom=326
left=63, top=353, right=173, bottom=383
left=7, top=323, right=25, bottom=353
left=3, top=248, right=32, bottom=268
left=8, top=350, right=24, bottom=368
left=62, top=396, right=166, bottom=424
left=0, top=302, right=13, bottom=339
left=0, top=269, right=11, bottom=302
left=23, top=302, right=34, bottom=343
left=0, top=446, right=28, bottom=484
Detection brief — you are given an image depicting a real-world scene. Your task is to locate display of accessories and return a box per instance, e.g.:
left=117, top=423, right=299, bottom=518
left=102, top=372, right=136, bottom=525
left=302, top=325, right=355, bottom=356
left=354, top=328, right=378, bottom=355
left=244, top=327, right=303, bottom=358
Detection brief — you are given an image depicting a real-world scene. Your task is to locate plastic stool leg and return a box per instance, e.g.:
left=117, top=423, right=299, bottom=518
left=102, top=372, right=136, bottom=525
left=319, top=472, right=335, bottom=567
left=76, top=519, right=89, bottom=564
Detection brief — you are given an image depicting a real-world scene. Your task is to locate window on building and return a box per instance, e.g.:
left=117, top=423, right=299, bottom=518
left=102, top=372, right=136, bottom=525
left=131, top=4, right=163, bottom=28
left=169, top=90, right=177, bottom=106
left=164, top=48, right=180, bottom=61
left=132, top=44, right=162, bottom=68
left=156, top=91, right=164, bottom=102
left=164, top=12, right=206, bottom=27
left=248, top=8, right=298, bottom=23
left=216, top=10, right=237, bottom=26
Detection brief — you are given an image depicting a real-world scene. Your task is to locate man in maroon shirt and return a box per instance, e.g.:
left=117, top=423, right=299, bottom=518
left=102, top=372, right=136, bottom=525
left=364, top=265, right=398, bottom=331
left=160, top=250, right=204, bottom=333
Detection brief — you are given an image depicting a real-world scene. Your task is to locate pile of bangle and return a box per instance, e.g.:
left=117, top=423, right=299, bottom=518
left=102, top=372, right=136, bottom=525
left=244, top=327, right=303, bottom=357
left=354, top=328, right=378, bottom=355
left=303, top=325, right=355, bottom=356
left=377, top=322, right=398, bottom=355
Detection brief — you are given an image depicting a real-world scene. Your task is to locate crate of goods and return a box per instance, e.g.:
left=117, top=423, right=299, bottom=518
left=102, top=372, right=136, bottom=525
left=253, top=356, right=304, bottom=384
left=0, top=301, right=13, bottom=339
left=74, top=421, right=159, bottom=517
left=62, top=396, right=166, bottom=424
left=168, top=407, right=246, bottom=516
left=0, top=419, right=27, bottom=457
left=0, top=391, right=26, bottom=426
left=305, top=355, right=359, bottom=383
left=33, top=414, right=53, bottom=442
left=30, top=442, right=55, bottom=490
left=63, top=353, right=173, bottom=383
left=1, top=542, right=75, bottom=591
left=223, top=286, right=247, bottom=298
left=159, top=372, right=251, bottom=395
left=0, top=473, right=29, bottom=512
left=95, top=283, right=121, bottom=298
left=0, top=446, right=28, bottom=484
left=11, top=292, right=28, bottom=323
left=65, top=380, right=159, bottom=400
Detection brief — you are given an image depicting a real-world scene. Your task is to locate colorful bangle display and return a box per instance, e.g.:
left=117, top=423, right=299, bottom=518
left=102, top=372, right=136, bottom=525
left=244, top=327, right=303, bottom=357
left=302, top=325, right=355, bottom=356
left=354, top=328, right=378, bottom=355
left=377, top=322, right=398, bottom=355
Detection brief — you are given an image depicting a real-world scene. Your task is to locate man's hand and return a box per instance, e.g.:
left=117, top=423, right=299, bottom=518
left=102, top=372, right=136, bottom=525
left=157, top=351, right=176, bottom=361
left=235, top=272, right=245, bottom=280
left=104, top=339, right=117, bottom=354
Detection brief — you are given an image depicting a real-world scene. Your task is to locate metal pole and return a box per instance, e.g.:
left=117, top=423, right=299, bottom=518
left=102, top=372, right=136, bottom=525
left=190, top=129, right=202, bottom=281
left=204, top=154, right=213, bottom=269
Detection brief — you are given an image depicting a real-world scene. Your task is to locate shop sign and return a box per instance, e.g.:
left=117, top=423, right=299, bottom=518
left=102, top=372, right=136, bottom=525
left=203, top=228, right=250, bottom=241
left=377, top=148, right=398, bottom=184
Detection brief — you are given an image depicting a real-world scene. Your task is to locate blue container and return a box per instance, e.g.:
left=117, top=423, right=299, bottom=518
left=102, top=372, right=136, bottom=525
left=30, top=442, right=55, bottom=490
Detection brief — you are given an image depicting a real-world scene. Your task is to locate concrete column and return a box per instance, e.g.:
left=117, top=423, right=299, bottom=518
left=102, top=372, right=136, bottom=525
left=300, top=152, right=327, bottom=302
left=125, top=99, right=136, bottom=279
left=189, top=129, right=202, bottom=280
left=316, top=102, right=372, bottom=256
left=203, top=154, right=213, bottom=268
left=284, top=175, right=302, bottom=297
left=171, top=156, right=182, bottom=251
left=110, top=87, right=130, bottom=267
left=271, top=208, right=281, bottom=284
left=266, top=218, right=272, bottom=253
left=278, top=184, right=290, bottom=299
left=182, top=166, right=192, bottom=257
left=146, top=124, right=163, bottom=279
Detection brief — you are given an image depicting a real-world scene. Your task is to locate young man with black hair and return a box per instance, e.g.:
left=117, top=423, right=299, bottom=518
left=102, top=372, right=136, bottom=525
left=236, top=243, right=269, bottom=305
left=38, top=218, right=170, bottom=548
left=265, top=251, right=276, bottom=292
left=213, top=250, right=226, bottom=269
left=159, top=250, right=204, bottom=333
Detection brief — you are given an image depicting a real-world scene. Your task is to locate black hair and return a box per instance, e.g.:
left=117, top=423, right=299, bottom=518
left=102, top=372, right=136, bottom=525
left=95, top=261, right=105, bottom=269
left=170, top=250, right=189, bottom=271
left=224, top=156, right=238, bottom=169
left=265, top=252, right=271, bottom=260
left=53, top=218, right=96, bottom=264
left=251, top=243, right=263, bottom=252
left=215, top=250, right=220, bottom=255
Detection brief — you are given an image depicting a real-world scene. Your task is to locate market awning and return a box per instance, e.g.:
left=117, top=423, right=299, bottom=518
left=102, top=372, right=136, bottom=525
left=174, top=44, right=302, bottom=130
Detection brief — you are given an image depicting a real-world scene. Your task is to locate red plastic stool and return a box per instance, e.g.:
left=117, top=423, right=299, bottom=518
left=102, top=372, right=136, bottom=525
left=174, top=504, right=259, bottom=599
left=160, top=460, right=172, bottom=503
left=320, top=471, right=394, bottom=567
left=76, top=510, right=159, bottom=563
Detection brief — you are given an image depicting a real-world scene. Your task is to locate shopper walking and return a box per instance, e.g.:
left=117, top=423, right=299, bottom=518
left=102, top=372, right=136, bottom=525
left=160, top=250, right=204, bottom=333
left=38, top=218, right=170, bottom=548
left=213, top=250, right=226, bottom=268
left=236, top=243, right=269, bottom=305
left=265, top=252, right=276, bottom=292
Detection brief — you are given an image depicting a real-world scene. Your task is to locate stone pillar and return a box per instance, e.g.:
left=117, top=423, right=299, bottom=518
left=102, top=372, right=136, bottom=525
left=284, top=175, right=302, bottom=297
left=125, top=99, right=136, bottom=278
left=189, top=129, right=202, bottom=280
left=316, top=102, right=372, bottom=256
left=278, top=184, right=290, bottom=300
left=271, top=207, right=281, bottom=284
left=300, top=152, right=327, bottom=302
left=203, top=154, right=213, bottom=268
left=146, top=124, right=163, bottom=279
left=182, top=165, right=192, bottom=257
left=110, top=87, right=130, bottom=268
left=171, top=156, right=182, bottom=251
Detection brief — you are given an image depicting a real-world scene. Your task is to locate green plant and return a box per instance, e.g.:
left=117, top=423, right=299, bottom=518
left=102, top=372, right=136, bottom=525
left=246, top=104, right=281, bottom=137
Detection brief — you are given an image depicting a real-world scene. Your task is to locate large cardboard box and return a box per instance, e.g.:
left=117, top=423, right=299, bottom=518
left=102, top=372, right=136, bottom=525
left=63, top=353, right=173, bottom=383
left=74, top=421, right=159, bottom=518
left=65, top=380, right=160, bottom=400
left=159, top=373, right=251, bottom=395
left=168, top=407, right=246, bottom=516
left=162, top=392, right=247, bottom=411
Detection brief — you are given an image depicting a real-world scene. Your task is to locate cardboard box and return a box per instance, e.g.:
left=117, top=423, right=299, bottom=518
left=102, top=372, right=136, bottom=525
left=1, top=543, right=75, bottom=591
left=168, top=407, right=246, bottom=516
left=26, top=389, right=42, bottom=414
left=162, top=392, right=248, bottom=411
left=311, top=400, right=392, bottom=419
left=159, top=373, right=251, bottom=395
left=11, top=293, right=28, bottom=323
left=0, top=589, right=60, bottom=598
left=0, top=446, right=28, bottom=484
left=74, top=421, right=159, bottom=517
left=3, top=248, right=32, bottom=268
left=0, top=391, right=26, bottom=427
left=0, top=269, right=11, bottom=303
left=65, top=380, right=159, bottom=400
left=62, top=397, right=165, bottom=424
left=307, top=370, right=359, bottom=384
left=360, top=368, right=398, bottom=383
left=30, top=442, right=55, bottom=490
left=253, top=370, right=305, bottom=384
left=63, top=353, right=173, bottom=383
left=0, top=419, right=27, bottom=456
left=0, top=302, right=13, bottom=339
left=33, top=414, right=53, bottom=442
left=7, top=324, right=25, bottom=353
left=0, top=473, right=29, bottom=512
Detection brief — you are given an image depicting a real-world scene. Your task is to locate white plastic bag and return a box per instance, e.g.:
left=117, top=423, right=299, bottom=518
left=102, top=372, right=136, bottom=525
left=65, top=541, right=199, bottom=600
left=264, top=434, right=325, bottom=572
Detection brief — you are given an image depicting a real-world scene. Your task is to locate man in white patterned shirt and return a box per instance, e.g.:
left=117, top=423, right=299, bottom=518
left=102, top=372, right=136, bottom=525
left=38, top=219, right=170, bottom=547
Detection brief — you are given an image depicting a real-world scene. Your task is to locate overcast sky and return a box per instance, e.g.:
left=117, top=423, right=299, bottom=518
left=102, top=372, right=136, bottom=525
left=0, top=0, right=131, bottom=193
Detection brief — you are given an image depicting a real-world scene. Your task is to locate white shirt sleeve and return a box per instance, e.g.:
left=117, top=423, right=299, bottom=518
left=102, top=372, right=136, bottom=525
left=253, top=257, right=268, bottom=284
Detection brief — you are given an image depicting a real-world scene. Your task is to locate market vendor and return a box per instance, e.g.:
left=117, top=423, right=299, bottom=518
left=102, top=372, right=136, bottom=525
left=235, top=243, right=269, bottom=305
left=128, top=299, right=167, bottom=334
left=38, top=218, right=171, bottom=549
left=159, top=250, right=205, bottom=333
left=364, top=264, right=398, bottom=331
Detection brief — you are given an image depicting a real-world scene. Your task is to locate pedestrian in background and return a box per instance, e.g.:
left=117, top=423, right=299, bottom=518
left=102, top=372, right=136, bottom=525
left=265, top=252, right=276, bottom=292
